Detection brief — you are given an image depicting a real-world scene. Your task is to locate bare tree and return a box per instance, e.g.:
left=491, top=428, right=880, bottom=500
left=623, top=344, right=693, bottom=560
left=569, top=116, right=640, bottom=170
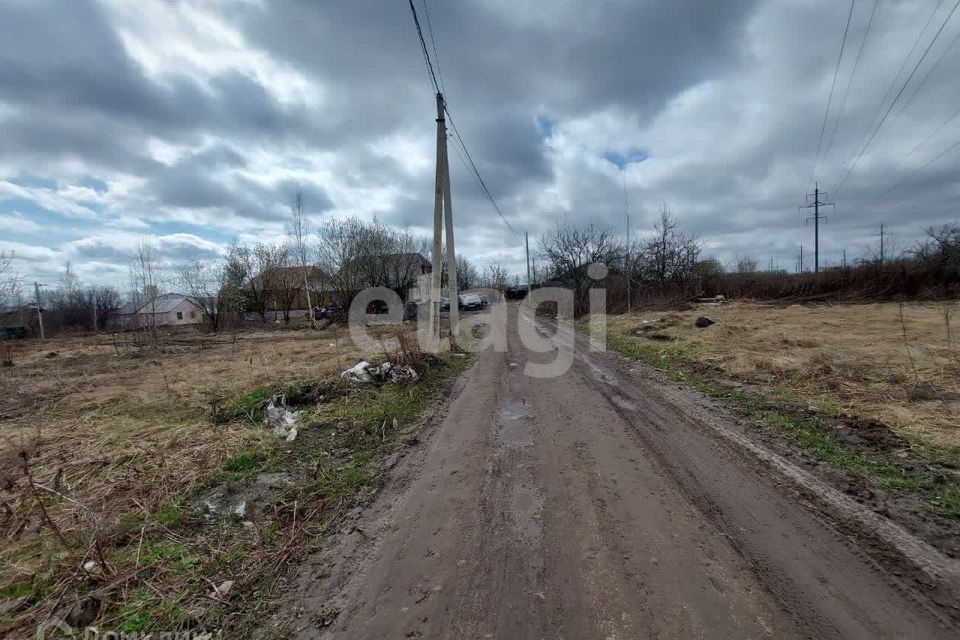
left=482, top=262, right=510, bottom=293
left=316, top=217, right=430, bottom=309
left=93, top=285, right=121, bottom=331
left=288, top=189, right=316, bottom=327
left=176, top=258, right=227, bottom=331
left=538, top=220, right=622, bottom=312
left=231, top=243, right=288, bottom=322
left=129, top=242, right=162, bottom=344
left=635, top=206, right=701, bottom=292
left=0, top=250, right=23, bottom=309
left=734, top=255, right=759, bottom=274
left=317, top=218, right=365, bottom=310
left=384, top=229, right=429, bottom=297
left=44, top=263, right=105, bottom=331
left=457, top=255, right=479, bottom=290
left=917, top=223, right=960, bottom=266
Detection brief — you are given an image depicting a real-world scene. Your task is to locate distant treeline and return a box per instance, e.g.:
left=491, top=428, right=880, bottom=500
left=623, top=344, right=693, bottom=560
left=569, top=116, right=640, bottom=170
left=538, top=214, right=960, bottom=314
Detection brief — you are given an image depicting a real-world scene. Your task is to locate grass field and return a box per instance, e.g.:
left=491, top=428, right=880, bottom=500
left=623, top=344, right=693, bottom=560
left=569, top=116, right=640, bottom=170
left=0, top=323, right=466, bottom=636
left=606, top=301, right=960, bottom=448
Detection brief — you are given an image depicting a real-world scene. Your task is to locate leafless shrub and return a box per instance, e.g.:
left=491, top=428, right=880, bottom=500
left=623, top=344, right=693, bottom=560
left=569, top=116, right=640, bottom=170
left=538, top=220, right=623, bottom=314
left=898, top=303, right=919, bottom=385
left=129, top=242, right=163, bottom=348
left=0, top=249, right=23, bottom=309
left=481, top=262, right=509, bottom=292
left=317, top=217, right=429, bottom=310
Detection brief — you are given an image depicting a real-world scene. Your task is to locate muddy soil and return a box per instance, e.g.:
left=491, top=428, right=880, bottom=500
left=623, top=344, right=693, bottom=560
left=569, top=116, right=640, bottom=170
left=287, top=304, right=960, bottom=639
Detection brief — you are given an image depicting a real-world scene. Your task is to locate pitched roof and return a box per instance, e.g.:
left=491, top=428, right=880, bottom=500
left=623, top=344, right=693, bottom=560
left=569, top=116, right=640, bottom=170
left=113, top=300, right=139, bottom=316
left=137, top=293, right=192, bottom=314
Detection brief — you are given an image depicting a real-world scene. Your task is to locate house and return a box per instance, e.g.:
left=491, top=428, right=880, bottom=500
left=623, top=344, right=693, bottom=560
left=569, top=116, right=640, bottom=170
left=252, top=254, right=432, bottom=317
left=135, top=293, right=204, bottom=327
left=250, top=266, right=327, bottom=320
left=106, top=293, right=205, bottom=329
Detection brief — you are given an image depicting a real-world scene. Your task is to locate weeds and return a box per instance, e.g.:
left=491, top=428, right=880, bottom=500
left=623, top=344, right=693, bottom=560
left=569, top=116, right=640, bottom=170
left=898, top=302, right=919, bottom=384
left=222, top=451, right=265, bottom=472
left=0, top=332, right=471, bottom=637
left=946, top=304, right=955, bottom=358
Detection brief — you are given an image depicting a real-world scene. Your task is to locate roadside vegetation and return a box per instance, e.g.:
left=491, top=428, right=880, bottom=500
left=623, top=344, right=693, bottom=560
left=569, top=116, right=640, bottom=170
left=0, top=323, right=469, bottom=637
left=600, top=302, right=960, bottom=526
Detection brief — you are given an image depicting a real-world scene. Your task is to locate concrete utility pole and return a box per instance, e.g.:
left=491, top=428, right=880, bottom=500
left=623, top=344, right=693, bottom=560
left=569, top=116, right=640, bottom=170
left=623, top=169, right=631, bottom=315
left=625, top=214, right=631, bottom=314
left=525, top=231, right=532, bottom=297
left=802, top=183, right=835, bottom=274
left=879, top=221, right=886, bottom=263
left=34, top=282, right=45, bottom=339
left=428, top=92, right=459, bottom=347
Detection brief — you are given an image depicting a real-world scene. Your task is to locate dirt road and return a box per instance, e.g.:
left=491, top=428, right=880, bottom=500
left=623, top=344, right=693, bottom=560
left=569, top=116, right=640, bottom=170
left=295, top=305, right=959, bottom=639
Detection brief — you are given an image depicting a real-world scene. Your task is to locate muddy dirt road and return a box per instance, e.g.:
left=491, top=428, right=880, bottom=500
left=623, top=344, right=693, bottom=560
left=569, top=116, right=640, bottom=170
left=295, top=305, right=959, bottom=639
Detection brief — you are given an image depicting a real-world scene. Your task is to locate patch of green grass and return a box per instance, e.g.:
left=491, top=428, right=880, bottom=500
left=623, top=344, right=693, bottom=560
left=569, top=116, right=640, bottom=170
left=0, top=581, right=32, bottom=599
left=214, top=386, right=274, bottom=425
left=155, top=504, right=184, bottom=526
left=223, top=450, right=265, bottom=472
left=604, top=331, right=960, bottom=521
left=316, top=357, right=471, bottom=434
left=142, top=542, right=198, bottom=570
left=312, top=461, right=375, bottom=502
left=114, top=586, right=200, bottom=634
left=214, top=380, right=342, bottom=426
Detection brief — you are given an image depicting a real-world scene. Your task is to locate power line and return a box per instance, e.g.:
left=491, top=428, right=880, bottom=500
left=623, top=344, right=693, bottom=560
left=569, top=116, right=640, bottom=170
left=880, top=19, right=960, bottom=137
left=834, top=0, right=960, bottom=197
left=420, top=0, right=446, bottom=94
left=873, top=132, right=960, bottom=202
left=408, top=0, right=522, bottom=239
left=824, top=0, right=882, bottom=162
left=873, top=102, right=960, bottom=188
left=809, top=0, right=856, bottom=189
left=407, top=0, right=440, bottom=95
left=832, top=0, right=945, bottom=193
left=445, top=111, right=522, bottom=237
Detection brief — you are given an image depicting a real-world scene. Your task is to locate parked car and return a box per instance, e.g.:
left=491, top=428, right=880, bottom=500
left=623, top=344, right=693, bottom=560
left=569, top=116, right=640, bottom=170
left=439, top=297, right=450, bottom=311
left=458, top=293, right=485, bottom=311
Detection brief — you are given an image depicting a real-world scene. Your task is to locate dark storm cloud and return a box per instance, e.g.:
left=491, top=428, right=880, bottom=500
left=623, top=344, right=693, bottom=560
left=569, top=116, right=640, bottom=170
left=2, top=0, right=959, bottom=283
left=236, top=0, right=760, bottom=151
left=0, top=0, right=327, bottom=168
left=144, top=148, right=333, bottom=221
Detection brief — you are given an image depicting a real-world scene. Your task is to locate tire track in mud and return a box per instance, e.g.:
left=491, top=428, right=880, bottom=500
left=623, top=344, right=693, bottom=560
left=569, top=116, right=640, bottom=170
left=289, top=305, right=957, bottom=639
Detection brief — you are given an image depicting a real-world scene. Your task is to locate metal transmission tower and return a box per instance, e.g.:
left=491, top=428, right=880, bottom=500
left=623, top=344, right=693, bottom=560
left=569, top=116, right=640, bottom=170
left=801, top=184, right=835, bottom=273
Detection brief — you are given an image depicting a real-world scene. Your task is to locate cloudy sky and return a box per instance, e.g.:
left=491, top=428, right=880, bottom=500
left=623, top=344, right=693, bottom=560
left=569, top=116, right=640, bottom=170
left=2, top=0, right=959, bottom=288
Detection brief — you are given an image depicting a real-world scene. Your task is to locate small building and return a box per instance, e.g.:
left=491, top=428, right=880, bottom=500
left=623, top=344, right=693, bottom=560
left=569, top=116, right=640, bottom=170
left=135, top=293, right=204, bottom=327
left=106, top=294, right=205, bottom=330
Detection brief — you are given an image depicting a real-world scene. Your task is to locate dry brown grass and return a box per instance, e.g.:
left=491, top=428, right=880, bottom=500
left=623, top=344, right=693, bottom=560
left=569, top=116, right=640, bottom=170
left=606, top=301, right=960, bottom=448
left=0, top=323, right=387, bottom=628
